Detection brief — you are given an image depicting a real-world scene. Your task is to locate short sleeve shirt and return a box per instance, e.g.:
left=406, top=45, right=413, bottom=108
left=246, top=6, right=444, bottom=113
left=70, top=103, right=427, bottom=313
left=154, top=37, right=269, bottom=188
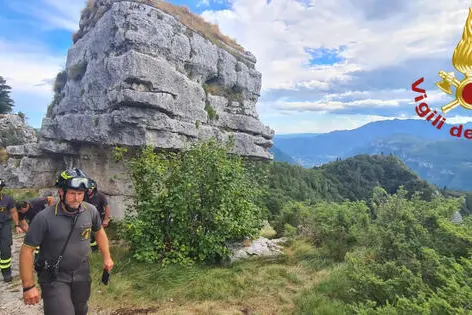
left=18, top=197, right=49, bottom=223
left=24, top=201, right=102, bottom=281
left=0, top=194, right=15, bottom=223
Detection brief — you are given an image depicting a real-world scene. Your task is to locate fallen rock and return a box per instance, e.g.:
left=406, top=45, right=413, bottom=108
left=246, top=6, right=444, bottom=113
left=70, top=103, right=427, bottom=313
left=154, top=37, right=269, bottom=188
left=228, top=237, right=288, bottom=263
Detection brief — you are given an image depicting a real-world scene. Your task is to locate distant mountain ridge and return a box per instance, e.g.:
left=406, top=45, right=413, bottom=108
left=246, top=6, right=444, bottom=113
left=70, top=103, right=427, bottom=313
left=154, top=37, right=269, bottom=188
left=272, top=119, right=472, bottom=191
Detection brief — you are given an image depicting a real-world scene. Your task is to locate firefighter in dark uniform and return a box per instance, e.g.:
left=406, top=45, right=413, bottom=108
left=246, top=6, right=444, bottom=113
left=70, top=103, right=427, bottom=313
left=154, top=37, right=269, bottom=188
left=16, top=196, right=54, bottom=232
left=19, top=168, right=114, bottom=315
left=0, top=178, right=23, bottom=282
left=85, top=179, right=112, bottom=250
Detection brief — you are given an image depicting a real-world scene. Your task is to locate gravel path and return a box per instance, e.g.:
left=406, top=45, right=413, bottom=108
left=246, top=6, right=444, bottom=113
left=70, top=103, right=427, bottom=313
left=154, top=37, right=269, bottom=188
left=0, top=234, right=109, bottom=315
left=0, top=233, right=43, bottom=315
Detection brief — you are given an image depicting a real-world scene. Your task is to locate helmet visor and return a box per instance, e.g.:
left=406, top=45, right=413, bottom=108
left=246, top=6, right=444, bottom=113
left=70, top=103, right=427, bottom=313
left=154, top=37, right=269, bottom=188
left=67, top=177, right=91, bottom=190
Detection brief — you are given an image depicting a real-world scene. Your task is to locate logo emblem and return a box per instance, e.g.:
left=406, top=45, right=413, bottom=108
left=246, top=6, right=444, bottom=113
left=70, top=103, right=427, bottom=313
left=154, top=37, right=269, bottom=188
left=436, top=8, right=472, bottom=113
left=81, top=227, right=91, bottom=240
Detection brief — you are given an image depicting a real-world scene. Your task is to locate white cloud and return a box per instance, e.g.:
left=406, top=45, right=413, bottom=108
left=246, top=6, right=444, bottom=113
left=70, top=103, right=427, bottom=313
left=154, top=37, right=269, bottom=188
left=275, top=98, right=409, bottom=112
left=444, top=115, right=472, bottom=125
left=197, top=0, right=210, bottom=7
left=5, top=0, right=83, bottom=32
left=270, top=87, right=435, bottom=112
left=201, top=0, right=470, bottom=93
left=273, top=114, right=416, bottom=134
left=0, top=39, right=65, bottom=96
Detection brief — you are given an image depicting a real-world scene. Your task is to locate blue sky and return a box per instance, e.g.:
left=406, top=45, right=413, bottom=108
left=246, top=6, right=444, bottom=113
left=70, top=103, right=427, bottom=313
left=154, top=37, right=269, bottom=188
left=1, top=0, right=472, bottom=134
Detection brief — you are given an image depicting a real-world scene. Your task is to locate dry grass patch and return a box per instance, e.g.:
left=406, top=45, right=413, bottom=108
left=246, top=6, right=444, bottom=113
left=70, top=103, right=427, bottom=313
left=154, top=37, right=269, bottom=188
left=75, top=0, right=245, bottom=55
left=0, top=147, right=8, bottom=162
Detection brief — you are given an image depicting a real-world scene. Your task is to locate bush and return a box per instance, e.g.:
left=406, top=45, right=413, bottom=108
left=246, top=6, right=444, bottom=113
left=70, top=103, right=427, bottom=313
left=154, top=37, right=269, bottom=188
left=0, top=128, right=25, bottom=147
left=273, top=201, right=312, bottom=237
left=53, top=71, right=68, bottom=93
left=310, top=201, right=371, bottom=261
left=121, top=139, right=267, bottom=266
left=68, top=62, right=88, bottom=81
left=294, top=188, right=472, bottom=314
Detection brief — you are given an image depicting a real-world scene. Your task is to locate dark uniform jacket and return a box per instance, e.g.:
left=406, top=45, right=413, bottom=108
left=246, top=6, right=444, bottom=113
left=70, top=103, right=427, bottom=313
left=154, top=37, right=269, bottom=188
left=85, top=191, right=108, bottom=221
left=23, top=201, right=102, bottom=283
left=19, top=197, right=49, bottom=223
left=0, top=194, right=15, bottom=224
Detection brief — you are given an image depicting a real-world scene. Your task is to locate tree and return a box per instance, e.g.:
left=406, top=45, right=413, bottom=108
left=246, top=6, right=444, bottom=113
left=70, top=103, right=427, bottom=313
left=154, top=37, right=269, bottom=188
left=0, top=76, right=14, bottom=114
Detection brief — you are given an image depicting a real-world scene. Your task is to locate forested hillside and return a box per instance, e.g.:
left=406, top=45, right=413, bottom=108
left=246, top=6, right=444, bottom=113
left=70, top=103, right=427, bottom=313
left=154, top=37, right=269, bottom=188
left=265, top=154, right=436, bottom=222
left=272, top=119, right=472, bottom=191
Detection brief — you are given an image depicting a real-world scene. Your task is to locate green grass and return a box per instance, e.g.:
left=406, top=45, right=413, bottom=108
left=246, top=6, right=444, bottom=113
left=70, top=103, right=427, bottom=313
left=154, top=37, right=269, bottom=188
left=87, top=239, right=332, bottom=314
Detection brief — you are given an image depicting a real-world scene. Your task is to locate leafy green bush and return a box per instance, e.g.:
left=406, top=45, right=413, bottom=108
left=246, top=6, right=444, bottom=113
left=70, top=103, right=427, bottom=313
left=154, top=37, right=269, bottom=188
left=273, top=201, right=312, bottom=237
left=121, top=139, right=266, bottom=266
left=309, top=201, right=370, bottom=261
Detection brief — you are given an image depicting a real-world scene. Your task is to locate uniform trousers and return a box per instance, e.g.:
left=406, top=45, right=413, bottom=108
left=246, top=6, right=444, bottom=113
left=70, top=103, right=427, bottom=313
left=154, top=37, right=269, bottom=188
left=40, top=280, right=91, bottom=315
left=0, top=222, right=12, bottom=274
left=39, top=258, right=91, bottom=315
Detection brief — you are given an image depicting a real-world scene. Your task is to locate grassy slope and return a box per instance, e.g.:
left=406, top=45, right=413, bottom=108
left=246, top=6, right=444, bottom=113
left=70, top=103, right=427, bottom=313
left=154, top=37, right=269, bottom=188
left=88, top=240, right=331, bottom=314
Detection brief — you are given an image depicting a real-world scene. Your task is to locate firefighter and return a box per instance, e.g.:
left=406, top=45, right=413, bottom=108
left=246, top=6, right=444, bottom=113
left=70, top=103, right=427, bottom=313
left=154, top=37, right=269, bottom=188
left=16, top=195, right=54, bottom=232
left=85, top=179, right=112, bottom=251
left=19, top=168, right=114, bottom=314
left=0, top=178, right=23, bottom=282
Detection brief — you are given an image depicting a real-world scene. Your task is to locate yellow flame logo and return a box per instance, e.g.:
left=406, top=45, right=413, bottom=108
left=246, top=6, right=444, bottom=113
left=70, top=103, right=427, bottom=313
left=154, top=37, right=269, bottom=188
left=436, top=8, right=472, bottom=113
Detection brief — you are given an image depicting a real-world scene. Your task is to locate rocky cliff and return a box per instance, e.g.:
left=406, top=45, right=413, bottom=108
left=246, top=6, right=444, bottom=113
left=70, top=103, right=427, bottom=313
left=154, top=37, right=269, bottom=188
left=1, top=0, right=274, bottom=218
left=42, top=0, right=273, bottom=158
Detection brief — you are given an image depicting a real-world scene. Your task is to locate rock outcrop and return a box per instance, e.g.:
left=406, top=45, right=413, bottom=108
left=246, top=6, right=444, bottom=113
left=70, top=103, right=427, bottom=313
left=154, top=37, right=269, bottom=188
left=0, top=114, right=37, bottom=147
left=228, top=237, right=288, bottom=263
left=1, top=0, right=274, bottom=218
left=43, top=0, right=273, bottom=158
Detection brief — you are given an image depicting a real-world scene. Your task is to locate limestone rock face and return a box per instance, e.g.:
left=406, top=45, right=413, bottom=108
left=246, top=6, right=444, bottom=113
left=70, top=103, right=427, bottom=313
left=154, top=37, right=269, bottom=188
left=1, top=1, right=273, bottom=218
left=41, top=0, right=273, bottom=158
left=0, top=114, right=37, bottom=147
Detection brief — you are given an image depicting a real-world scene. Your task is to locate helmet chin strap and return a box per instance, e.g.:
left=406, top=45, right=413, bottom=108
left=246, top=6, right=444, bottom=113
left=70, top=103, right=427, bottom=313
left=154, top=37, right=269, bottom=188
left=60, top=189, right=81, bottom=213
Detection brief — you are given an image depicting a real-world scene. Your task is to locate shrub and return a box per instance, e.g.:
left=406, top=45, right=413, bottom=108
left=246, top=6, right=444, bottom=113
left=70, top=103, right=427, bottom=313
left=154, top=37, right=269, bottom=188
left=204, top=100, right=218, bottom=120
left=293, top=189, right=472, bottom=314
left=203, top=82, right=245, bottom=105
left=0, top=128, right=25, bottom=147
left=53, top=70, right=68, bottom=93
left=68, top=62, right=88, bottom=81
left=17, top=112, right=25, bottom=122
left=0, top=148, right=7, bottom=162
left=121, top=139, right=266, bottom=266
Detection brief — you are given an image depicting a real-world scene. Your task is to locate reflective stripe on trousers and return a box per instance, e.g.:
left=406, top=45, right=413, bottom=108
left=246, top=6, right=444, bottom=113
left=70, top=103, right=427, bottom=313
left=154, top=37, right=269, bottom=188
left=0, top=257, right=11, bottom=270
left=0, top=222, right=12, bottom=272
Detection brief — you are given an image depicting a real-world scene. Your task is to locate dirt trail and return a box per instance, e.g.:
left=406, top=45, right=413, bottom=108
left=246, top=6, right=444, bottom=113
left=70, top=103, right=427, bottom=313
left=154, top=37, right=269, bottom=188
left=0, top=234, right=109, bottom=315
left=0, top=233, right=43, bottom=315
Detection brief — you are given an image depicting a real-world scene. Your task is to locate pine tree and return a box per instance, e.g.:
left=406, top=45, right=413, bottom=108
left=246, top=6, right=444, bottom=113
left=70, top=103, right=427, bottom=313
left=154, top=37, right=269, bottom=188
left=0, top=76, right=14, bottom=114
